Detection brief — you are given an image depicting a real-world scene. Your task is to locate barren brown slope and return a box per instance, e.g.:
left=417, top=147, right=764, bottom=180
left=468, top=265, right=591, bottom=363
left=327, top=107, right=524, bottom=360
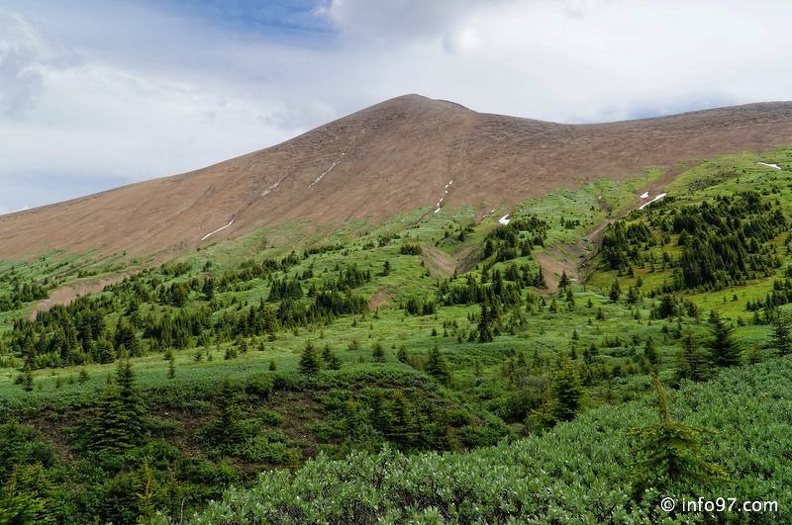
left=2, top=94, right=792, bottom=260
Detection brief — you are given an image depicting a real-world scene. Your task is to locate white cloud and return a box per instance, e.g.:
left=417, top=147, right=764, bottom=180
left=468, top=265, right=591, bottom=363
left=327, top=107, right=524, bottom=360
left=1, top=0, right=792, bottom=212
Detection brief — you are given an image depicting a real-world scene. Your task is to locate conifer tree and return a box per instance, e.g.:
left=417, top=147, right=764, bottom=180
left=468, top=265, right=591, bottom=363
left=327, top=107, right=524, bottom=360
left=299, top=342, right=320, bottom=374
left=386, top=391, right=418, bottom=449
left=643, top=338, right=659, bottom=367
left=630, top=374, right=726, bottom=497
left=322, top=344, right=341, bottom=370
left=771, top=312, right=792, bottom=356
left=211, top=378, right=245, bottom=446
left=425, top=343, right=450, bottom=384
left=477, top=304, right=493, bottom=343
left=91, top=360, right=146, bottom=452
left=707, top=313, right=741, bottom=367
left=371, top=342, right=386, bottom=363
left=609, top=278, right=621, bottom=302
left=676, top=331, right=708, bottom=383
left=551, top=358, right=582, bottom=422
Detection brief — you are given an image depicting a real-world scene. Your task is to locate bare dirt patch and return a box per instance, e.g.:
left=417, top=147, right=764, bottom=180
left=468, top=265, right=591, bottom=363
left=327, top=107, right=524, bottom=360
left=30, top=273, right=131, bottom=319
left=420, top=245, right=457, bottom=278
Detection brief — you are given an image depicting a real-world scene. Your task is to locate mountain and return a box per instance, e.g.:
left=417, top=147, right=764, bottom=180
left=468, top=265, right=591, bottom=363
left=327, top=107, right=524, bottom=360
left=2, top=94, right=792, bottom=260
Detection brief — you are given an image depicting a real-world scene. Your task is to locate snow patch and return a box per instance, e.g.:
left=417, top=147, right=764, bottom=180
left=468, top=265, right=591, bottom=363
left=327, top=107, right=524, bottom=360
left=498, top=214, right=511, bottom=226
left=758, top=162, right=782, bottom=170
left=309, top=152, right=345, bottom=190
left=639, top=193, right=667, bottom=210
left=200, top=216, right=236, bottom=242
left=262, top=181, right=281, bottom=196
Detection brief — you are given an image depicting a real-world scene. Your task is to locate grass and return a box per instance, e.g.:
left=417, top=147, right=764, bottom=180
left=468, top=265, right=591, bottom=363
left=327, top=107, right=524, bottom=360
left=4, top=146, right=792, bottom=524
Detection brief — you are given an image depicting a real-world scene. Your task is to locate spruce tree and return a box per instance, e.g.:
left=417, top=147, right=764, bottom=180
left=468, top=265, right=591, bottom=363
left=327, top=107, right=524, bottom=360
left=425, top=343, right=450, bottom=384
left=299, top=342, right=320, bottom=374
left=771, top=312, right=792, bottom=356
left=558, top=271, right=570, bottom=290
left=322, top=344, right=341, bottom=370
left=609, top=278, right=621, bottom=302
left=707, top=313, right=741, bottom=367
left=551, top=358, right=583, bottom=422
left=630, top=374, right=726, bottom=497
left=92, top=361, right=146, bottom=453
left=477, top=303, right=493, bottom=343
left=371, top=342, right=385, bottom=363
left=676, top=331, right=708, bottom=383
left=212, top=378, right=245, bottom=446
left=386, top=391, right=418, bottom=449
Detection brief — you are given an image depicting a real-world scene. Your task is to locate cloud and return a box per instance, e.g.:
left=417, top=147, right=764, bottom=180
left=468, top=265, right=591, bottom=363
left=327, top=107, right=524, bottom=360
left=0, top=10, right=75, bottom=117
left=317, top=0, right=487, bottom=41
left=1, top=0, right=791, bottom=213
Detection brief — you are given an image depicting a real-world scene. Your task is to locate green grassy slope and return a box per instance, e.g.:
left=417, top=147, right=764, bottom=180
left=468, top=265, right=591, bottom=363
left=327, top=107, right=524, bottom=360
left=1, top=146, right=791, bottom=524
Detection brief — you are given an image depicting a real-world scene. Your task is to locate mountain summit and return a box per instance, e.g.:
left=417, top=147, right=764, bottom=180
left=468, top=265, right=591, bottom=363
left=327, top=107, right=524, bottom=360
left=3, top=94, right=792, bottom=259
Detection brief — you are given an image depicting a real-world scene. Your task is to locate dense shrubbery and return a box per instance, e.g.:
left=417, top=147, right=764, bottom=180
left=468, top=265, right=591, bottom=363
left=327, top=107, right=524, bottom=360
left=175, top=357, right=791, bottom=524
left=601, top=192, right=787, bottom=291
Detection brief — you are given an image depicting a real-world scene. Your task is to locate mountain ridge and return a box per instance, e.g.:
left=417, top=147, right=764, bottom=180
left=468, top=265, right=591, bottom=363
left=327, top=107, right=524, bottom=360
left=2, top=94, right=792, bottom=260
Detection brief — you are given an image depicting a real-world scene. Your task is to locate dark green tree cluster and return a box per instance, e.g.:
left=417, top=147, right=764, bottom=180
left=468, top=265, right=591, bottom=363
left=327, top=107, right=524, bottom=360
left=482, top=216, right=548, bottom=263
left=602, top=192, right=787, bottom=290
left=8, top=296, right=142, bottom=369
left=0, top=280, right=48, bottom=312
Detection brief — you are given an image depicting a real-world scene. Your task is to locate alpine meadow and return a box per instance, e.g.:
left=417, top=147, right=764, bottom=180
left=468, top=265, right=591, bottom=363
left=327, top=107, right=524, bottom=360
left=1, top=96, right=792, bottom=524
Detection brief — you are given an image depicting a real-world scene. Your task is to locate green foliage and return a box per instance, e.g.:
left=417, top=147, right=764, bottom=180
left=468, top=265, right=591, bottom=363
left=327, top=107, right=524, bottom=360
left=770, top=311, right=792, bottom=356
left=551, top=357, right=583, bottom=423
left=706, top=313, right=741, bottom=368
left=184, top=358, right=792, bottom=524
left=424, top=344, right=450, bottom=384
left=675, top=331, right=709, bottom=383
left=371, top=342, right=385, bottom=363
left=399, top=243, right=422, bottom=255
left=321, top=344, right=341, bottom=370
left=299, top=342, right=320, bottom=375
left=3, top=149, right=792, bottom=523
left=601, top=191, right=786, bottom=291
left=629, top=375, right=726, bottom=497
left=82, top=360, right=147, bottom=454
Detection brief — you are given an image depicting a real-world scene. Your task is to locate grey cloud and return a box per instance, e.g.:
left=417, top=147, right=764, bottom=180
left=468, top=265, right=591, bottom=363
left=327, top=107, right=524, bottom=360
left=317, top=0, right=507, bottom=42
left=0, top=10, right=76, bottom=118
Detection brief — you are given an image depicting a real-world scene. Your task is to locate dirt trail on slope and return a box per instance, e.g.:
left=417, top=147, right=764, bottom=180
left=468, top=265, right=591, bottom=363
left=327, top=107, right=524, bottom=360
left=535, top=167, right=681, bottom=291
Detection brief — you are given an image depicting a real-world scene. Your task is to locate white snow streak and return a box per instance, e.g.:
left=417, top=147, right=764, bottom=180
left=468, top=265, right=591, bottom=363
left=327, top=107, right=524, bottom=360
left=758, top=162, right=782, bottom=170
left=200, top=216, right=236, bottom=242
left=639, top=193, right=667, bottom=210
left=431, top=181, right=454, bottom=215
left=262, top=180, right=281, bottom=196
left=309, top=152, right=345, bottom=190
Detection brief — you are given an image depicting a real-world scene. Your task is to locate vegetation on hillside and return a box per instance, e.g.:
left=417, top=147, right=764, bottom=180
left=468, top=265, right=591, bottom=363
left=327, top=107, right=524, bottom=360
left=1, top=146, right=791, bottom=523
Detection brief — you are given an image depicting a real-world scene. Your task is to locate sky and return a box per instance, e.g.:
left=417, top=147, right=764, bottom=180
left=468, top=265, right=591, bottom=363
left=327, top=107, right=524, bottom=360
left=1, top=0, right=791, bottom=214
